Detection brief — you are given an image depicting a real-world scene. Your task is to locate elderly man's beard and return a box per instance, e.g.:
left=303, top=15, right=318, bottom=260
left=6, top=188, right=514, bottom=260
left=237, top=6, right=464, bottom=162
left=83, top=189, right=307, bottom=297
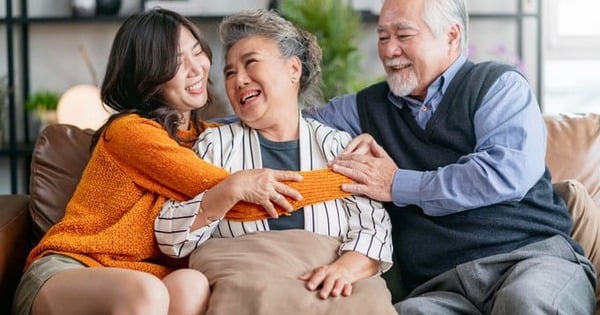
left=387, top=70, right=418, bottom=97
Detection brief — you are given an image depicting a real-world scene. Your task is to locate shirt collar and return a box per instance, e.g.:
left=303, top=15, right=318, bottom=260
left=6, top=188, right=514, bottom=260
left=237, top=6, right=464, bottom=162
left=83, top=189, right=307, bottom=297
left=387, top=54, right=468, bottom=109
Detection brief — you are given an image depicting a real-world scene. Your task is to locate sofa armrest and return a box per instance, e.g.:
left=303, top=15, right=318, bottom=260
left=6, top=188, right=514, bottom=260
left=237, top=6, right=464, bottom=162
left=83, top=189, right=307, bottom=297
left=0, top=194, right=31, bottom=315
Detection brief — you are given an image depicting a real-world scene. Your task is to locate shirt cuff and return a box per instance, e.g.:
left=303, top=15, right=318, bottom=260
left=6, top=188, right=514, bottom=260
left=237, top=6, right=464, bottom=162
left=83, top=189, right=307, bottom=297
left=392, top=169, right=423, bottom=207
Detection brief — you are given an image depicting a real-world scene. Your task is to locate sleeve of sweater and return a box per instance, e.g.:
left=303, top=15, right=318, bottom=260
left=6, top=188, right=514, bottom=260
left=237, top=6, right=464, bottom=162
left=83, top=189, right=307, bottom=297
left=155, top=123, right=356, bottom=258
left=102, top=115, right=230, bottom=201
left=108, top=115, right=353, bottom=221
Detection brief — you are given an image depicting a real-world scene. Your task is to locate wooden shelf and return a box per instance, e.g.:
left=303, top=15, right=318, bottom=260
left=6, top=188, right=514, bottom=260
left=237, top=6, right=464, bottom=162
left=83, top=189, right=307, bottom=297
left=11, top=15, right=225, bottom=24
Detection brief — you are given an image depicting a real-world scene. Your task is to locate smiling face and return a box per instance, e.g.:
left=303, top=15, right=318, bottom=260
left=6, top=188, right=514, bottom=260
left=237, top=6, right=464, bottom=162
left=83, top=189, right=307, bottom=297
left=377, top=0, right=460, bottom=100
left=224, top=35, right=301, bottom=141
left=161, top=26, right=211, bottom=127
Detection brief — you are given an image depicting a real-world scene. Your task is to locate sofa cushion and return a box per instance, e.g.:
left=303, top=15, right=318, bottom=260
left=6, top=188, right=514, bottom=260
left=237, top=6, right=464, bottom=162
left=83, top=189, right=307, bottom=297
left=544, top=113, right=600, bottom=205
left=189, top=229, right=396, bottom=315
left=0, top=195, right=30, bottom=314
left=28, top=124, right=93, bottom=242
left=554, top=179, right=600, bottom=308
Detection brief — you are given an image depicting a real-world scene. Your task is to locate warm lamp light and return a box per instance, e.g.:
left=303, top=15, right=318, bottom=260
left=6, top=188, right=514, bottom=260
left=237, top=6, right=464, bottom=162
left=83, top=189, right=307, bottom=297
left=57, top=84, right=112, bottom=130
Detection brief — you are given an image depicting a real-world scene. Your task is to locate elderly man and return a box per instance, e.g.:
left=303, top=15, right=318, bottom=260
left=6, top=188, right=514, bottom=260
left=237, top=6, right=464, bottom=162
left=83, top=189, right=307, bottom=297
left=311, top=0, right=596, bottom=313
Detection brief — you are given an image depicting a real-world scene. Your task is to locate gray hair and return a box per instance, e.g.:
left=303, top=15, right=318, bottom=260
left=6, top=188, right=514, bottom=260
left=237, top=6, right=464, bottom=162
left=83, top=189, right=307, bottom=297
left=422, top=0, right=468, bottom=54
left=219, top=9, right=323, bottom=108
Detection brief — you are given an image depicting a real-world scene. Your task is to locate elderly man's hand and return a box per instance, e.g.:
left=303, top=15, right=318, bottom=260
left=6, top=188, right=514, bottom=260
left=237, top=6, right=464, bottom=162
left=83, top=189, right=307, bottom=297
left=330, top=140, right=397, bottom=202
left=341, top=133, right=376, bottom=156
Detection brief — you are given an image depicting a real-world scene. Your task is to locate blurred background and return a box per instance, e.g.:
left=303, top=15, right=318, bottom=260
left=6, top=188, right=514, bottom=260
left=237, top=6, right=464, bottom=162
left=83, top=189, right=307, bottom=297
left=0, top=0, right=598, bottom=193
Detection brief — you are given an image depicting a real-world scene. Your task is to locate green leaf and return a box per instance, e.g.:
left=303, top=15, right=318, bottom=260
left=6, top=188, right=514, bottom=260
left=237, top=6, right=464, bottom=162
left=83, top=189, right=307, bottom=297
left=24, top=91, right=60, bottom=111
left=279, top=0, right=363, bottom=101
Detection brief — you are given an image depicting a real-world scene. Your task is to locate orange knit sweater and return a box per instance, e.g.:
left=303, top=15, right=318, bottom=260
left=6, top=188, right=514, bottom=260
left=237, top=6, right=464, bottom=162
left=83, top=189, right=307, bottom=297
left=26, top=114, right=351, bottom=278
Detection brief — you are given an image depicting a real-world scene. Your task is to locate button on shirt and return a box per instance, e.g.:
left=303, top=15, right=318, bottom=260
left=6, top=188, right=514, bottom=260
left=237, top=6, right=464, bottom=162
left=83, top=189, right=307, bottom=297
left=397, top=79, right=444, bottom=130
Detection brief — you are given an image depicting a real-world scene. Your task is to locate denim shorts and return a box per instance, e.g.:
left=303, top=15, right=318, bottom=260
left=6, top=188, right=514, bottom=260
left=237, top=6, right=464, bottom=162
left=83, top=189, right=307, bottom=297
left=13, top=254, right=85, bottom=315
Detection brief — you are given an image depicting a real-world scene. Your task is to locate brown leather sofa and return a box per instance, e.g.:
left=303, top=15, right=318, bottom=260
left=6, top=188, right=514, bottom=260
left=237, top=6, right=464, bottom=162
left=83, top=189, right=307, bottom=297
left=1, top=113, right=599, bottom=314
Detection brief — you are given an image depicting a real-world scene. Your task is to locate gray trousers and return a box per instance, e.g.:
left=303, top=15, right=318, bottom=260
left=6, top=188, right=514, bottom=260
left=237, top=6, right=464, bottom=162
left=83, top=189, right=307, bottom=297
left=395, top=235, right=596, bottom=315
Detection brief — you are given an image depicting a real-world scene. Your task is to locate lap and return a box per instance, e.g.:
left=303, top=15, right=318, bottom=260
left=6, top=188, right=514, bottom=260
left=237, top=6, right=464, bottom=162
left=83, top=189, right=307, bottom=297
left=396, top=236, right=596, bottom=315
left=14, top=254, right=171, bottom=315
left=395, top=291, right=480, bottom=315
left=13, top=254, right=85, bottom=315
left=489, top=254, right=595, bottom=314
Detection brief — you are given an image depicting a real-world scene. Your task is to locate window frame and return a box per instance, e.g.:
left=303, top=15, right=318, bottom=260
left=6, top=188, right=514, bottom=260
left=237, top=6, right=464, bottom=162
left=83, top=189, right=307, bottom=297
left=544, top=0, right=600, bottom=59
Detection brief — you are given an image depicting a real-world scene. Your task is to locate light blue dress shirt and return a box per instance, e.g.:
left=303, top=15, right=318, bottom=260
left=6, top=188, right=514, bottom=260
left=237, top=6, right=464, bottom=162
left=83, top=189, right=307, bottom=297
left=311, top=55, right=547, bottom=216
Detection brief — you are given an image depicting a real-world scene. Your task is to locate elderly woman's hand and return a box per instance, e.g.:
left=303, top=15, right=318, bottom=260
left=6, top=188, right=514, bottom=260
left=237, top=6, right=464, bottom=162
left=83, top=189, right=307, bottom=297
left=298, top=251, right=379, bottom=299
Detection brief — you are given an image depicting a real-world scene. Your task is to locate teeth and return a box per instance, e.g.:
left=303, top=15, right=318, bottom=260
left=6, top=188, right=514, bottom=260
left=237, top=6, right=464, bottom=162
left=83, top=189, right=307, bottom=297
left=240, top=91, right=259, bottom=104
left=385, top=59, right=409, bottom=70
left=186, top=83, right=202, bottom=91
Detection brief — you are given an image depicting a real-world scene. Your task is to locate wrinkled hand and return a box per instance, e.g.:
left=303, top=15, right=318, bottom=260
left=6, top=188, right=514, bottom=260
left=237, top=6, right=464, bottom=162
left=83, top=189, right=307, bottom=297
left=226, top=169, right=303, bottom=218
left=330, top=140, right=397, bottom=202
left=342, top=133, right=376, bottom=156
left=299, top=264, right=353, bottom=299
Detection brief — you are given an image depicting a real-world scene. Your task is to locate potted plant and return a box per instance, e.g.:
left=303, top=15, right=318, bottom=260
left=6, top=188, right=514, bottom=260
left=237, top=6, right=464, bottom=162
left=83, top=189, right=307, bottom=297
left=24, top=90, right=60, bottom=127
left=278, top=0, right=363, bottom=102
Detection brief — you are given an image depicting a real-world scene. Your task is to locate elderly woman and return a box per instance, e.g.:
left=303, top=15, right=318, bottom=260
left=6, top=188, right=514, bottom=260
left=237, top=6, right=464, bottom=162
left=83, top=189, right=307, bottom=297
left=155, top=9, right=393, bottom=300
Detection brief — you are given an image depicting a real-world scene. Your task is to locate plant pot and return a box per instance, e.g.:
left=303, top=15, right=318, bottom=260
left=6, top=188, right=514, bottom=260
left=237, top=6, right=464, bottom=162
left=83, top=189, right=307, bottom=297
left=37, top=110, right=58, bottom=129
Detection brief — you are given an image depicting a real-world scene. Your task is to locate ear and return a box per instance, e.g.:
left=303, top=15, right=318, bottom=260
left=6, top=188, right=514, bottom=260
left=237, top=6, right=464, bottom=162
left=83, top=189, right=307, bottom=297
left=287, top=55, right=302, bottom=83
left=448, top=23, right=461, bottom=50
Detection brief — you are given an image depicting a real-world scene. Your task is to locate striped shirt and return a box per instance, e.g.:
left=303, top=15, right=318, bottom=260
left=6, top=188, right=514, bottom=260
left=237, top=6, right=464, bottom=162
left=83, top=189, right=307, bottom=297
left=155, top=116, right=393, bottom=271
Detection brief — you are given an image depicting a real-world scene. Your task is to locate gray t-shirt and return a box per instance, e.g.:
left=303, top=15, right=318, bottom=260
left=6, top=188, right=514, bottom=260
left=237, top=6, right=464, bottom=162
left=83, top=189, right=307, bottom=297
left=258, top=133, right=304, bottom=230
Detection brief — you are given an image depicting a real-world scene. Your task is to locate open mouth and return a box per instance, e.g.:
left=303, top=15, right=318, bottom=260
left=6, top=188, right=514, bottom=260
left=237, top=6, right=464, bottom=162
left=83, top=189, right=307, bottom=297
left=387, top=63, right=411, bottom=71
left=186, top=82, right=203, bottom=92
left=240, top=90, right=261, bottom=105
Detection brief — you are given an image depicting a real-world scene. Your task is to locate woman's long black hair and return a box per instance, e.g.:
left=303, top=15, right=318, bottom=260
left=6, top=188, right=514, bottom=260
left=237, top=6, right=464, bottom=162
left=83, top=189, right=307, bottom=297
left=92, top=8, right=213, bottom=149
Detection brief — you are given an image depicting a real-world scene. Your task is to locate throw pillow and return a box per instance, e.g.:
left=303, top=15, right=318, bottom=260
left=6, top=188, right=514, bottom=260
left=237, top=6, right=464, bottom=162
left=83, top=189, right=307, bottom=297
left=189, top=229, right=396, bottom=315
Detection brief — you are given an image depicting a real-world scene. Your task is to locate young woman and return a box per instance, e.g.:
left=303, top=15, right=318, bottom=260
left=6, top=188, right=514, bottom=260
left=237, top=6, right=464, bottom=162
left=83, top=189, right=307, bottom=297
left=14, top=8, right=350, bottom=315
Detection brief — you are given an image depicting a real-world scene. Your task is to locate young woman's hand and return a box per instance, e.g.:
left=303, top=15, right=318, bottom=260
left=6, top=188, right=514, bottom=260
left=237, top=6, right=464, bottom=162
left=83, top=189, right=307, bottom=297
left=203, top=169, right=303, bottom=219
left=231, top=169, right=303, bottom=217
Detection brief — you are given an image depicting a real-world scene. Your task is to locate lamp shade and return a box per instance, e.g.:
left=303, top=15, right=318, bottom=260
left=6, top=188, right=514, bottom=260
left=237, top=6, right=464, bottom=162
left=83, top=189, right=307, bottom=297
left=57, top=84, right=112, bottom=130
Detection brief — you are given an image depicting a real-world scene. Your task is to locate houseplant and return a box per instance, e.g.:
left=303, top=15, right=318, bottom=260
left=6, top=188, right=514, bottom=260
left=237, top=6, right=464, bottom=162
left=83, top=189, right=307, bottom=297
left=278, top=0, right=363, bottom=102
left=24, top=90, right=60, bottom=127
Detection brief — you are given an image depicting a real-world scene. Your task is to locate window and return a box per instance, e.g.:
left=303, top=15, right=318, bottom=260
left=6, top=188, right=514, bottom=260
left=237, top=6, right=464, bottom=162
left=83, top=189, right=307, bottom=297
left=543, top=0, right=600, bottom=113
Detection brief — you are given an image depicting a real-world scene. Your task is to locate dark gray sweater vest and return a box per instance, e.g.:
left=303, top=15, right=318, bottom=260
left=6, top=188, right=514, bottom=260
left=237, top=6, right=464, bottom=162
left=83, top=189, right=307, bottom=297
left=356, top=61, right=581, bottom=292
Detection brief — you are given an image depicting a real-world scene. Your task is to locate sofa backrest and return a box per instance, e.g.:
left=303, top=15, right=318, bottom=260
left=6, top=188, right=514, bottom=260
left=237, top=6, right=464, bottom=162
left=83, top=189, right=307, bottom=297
left=28, top=124, right=93, bottom=242
left=26, top=113, right=600, bottom=239
left=544, top=113, right=600, bottom=205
